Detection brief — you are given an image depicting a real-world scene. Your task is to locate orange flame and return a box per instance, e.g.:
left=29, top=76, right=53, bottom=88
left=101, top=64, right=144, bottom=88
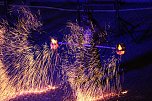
left=50, top=38, right=59, bottom=49
left=51, top=38, right=58, bottom=44
left=116, top=44, right=125, bottom=55
left=118, top=44, right=122, bottom=51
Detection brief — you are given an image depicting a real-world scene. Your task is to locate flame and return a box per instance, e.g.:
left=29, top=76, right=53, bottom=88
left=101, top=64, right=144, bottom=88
left=51, top=38, right=58, bottom=44
left=50, top=38, right=59, bottom=49
left=118, top=44, right=122, bottom=51
left=116, top=44, right=125, bottom=55
left=116, top=50, right=125, bottom=55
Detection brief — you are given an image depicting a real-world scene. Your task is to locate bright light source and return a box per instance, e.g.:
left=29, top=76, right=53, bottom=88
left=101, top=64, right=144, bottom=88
left=50, top=38, right=59, bottom=50
left=51, top=38, right=57, bottom=44
left=116, top=43, right=125, bottom=55
left=121, top=90, right=128, bottom=95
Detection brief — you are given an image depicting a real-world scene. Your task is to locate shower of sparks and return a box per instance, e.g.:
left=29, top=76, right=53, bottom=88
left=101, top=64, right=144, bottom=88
left=0, top=7, right=60, bottom=101
left=62, top=22, right=122, bottom=101
left=0, top=6, right=125, bottom=101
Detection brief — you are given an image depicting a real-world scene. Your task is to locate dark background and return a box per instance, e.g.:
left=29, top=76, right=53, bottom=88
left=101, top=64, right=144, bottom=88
left=0, top=0, right=152, bottom=101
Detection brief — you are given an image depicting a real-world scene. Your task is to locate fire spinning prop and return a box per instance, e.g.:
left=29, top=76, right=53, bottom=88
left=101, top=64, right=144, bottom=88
left=0, top=7, right=126, bottom=101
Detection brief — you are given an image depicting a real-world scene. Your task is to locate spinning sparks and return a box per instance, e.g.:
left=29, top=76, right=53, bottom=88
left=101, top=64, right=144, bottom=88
left=0, top=6, right=125, bottom=101
left=0, top=7, right=60, bottom=101
left=62, top=22, right=123, bottom=101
